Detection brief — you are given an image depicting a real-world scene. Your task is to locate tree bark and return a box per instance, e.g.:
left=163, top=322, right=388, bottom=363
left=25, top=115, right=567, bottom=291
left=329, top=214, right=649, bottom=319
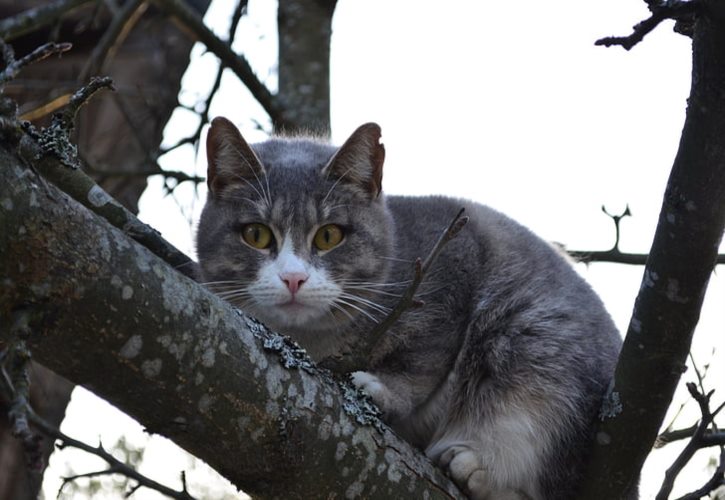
left=0, top=3, right=209, bottom=496
left=277, top=0, right=336, bottom=134
left=579, top=4, right=725, bottom=498
left=0, top=137, right=461, bottom=499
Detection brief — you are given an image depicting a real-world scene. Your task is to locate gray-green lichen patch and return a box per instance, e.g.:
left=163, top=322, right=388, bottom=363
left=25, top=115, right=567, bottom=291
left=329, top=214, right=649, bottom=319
left=599, top=381, right=623, bottom=420
left=141, top=358, right=163, bottom=378
left=119, top=335, right=143, bottom=359
left=201, top=347, right=216, bottom=367
left=384, top=449, right=402, bottom=482
left=340, top=379, right=383, bottom=428
left=345, top=427, right=380, bottom=499
left=1, top=197, right=13, bottom=210
left=336, top=441, right=348, bottom=461
left=643, top=270, right=659, bottom=289
left=253, top=320, right=317, bottom=373
left=87, top=185, right=113, bottom=207
left=665, top=278, right=688, bottom=304
left=36, top=121, right=80, bottom=169
left=159, top=270, right=194, bottom=318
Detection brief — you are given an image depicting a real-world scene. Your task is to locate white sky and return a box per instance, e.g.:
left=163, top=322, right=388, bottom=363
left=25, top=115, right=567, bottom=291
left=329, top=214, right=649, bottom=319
left=43, top=1, right=724, bottom=498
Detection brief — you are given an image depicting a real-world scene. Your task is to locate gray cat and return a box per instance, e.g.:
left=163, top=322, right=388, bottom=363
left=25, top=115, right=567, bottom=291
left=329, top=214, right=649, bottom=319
left=196, top=117, right=624, bottom=500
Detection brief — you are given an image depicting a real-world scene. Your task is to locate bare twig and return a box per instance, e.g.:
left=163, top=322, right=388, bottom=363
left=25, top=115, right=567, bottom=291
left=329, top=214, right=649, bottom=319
left=675, top=449, right=725, bottom=500
left=367, top=208, right=468, bottom=345
left=0, top=0, right=93, bottom=42
left=657, top=383, right=725, bottom=500
left=0, top=312, right=43, bottom=470
left=160, top=0, right=248, bottom=156
left=150, top=0, right=292, bottom=130
left=565, top=205, right=725, bottom=265
left=56, top=76, right=115, bottom=130
left=595, top=0, right=699, bottom=50
left=0, top=352, right=197, bottom=500
left=317, top=209, right=468, bottom=373
left=79, top=0, right=148, bottom=82
left=0, top=41, right=72, bottom=86
left=83, top=160, right=205, bottom=187
left=657, top=426, right=725, bottom=448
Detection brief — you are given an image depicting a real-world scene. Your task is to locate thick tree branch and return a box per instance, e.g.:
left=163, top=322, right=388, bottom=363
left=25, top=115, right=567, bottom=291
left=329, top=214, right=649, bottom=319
left=0, top=139, right=462, bottom=498
left=579, top=5, right=725, bottom=498
left=17, top=108, right=199, bottom=280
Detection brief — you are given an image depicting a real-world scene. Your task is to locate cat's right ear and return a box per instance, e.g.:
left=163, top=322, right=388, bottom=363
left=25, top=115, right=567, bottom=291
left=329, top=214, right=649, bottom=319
left=206, top=117, right=265, bottom=197
left=323, top=123, right=385, bottom=200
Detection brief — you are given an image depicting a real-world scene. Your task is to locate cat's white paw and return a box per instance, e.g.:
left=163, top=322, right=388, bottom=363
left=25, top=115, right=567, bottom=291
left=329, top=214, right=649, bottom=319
left=438, top=445, right=524, bottom=500
left=350, top=371, right=392, bottom=412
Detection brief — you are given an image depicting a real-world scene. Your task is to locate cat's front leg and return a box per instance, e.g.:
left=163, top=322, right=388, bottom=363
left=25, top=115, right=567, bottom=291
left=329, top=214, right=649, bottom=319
left=350, top=371, right=411, bottom=418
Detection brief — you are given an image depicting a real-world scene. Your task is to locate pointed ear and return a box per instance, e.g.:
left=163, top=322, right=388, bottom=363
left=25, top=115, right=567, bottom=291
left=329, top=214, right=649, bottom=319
left=323, top=123, right=385, bottom=199
left=206, top=117, right=265, bottom=197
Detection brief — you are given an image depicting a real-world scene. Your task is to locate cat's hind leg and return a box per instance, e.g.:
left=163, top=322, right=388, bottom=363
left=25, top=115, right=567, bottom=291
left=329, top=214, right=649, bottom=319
left=428, top=439, right=534, bottom=500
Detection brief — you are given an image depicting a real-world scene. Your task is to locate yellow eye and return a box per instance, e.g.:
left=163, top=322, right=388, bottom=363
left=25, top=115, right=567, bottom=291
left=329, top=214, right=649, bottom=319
left=241, top=223, right=273, bottom=249
left=313, top=224, right=344, bottom=251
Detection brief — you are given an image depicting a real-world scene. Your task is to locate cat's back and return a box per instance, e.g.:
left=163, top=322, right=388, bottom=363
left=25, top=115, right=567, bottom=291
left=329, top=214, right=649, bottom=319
left=385, top=193, right=621, bottom=360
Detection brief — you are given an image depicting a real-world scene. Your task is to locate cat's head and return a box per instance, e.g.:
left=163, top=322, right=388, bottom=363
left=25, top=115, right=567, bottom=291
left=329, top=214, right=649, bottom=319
left=196, top=117, right=393, bottom=335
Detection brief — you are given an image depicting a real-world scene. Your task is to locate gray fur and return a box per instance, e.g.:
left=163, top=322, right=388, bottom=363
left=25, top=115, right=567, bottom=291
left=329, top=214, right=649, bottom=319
left=197, top=119, right=625, bottom=500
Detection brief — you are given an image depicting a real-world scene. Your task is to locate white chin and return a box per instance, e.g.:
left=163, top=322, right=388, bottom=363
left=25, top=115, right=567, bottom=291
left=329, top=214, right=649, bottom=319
left=258, top=303, right=330, bottom=331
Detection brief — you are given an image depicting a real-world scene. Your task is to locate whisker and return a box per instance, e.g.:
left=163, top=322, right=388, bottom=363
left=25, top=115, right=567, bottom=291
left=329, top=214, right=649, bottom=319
left=321, top=165, right=355, bottom=207
left=335, top=298, right=380, bottom=324
left=329, top=302, right=355, bottom=323
left=343, top=286, right=403, bottom=298
left=339, top=293, right=391, bottom=315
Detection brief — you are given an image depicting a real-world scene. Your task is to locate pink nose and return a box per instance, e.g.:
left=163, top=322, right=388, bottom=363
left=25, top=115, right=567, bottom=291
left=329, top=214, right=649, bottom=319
left=280, top=272, right=308, bottom=295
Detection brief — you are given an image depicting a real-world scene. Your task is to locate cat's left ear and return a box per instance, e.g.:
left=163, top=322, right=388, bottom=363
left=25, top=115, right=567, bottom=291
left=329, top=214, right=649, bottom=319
left=206, top=117, right=266, bottom=197
left=323, top=123, right=385, bottom=199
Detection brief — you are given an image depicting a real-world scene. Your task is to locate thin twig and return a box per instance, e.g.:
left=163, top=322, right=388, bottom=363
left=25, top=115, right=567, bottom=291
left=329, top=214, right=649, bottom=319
left=656, top=383, right=724, bottom=500
left=160, top=0, right=248, bottom=156
left=366, top=208, right=468, bottom=350
left=150, top=0, right=292, bottom=130
left=565, top=205, right=725, bottom=265
left=0, top=41, right=72, bottom=86
left=0, top=0, right=93, bottom=42
left=675, top=448, right=725, bottom=500
left=79, top=0, right=148, bottom=81
left=1, top=320, right=197, bottom=500
left=56, top=76, right=115, bottom=130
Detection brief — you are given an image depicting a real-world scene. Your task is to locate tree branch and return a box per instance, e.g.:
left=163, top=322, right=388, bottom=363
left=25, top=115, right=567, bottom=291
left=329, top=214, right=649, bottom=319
left=150, top=0, right=293, bottom=131
left=579, top=7, right=725, bottom=497
left=78, top=0, right=148, bottom=82
left=0, top=134, right=462, bottom=498
left=0, top=342, right=197, bottom=499
left=0, top=41, right=72, bottom=86
left=657, top=383, right=725, bottom=500
left=12, top=79, right=199, bottom=280
left=0, top=0, right=94, bottom=42
left=565, top=205, right=725, bottom=265
left=595, top=0, right=698, bottom=50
